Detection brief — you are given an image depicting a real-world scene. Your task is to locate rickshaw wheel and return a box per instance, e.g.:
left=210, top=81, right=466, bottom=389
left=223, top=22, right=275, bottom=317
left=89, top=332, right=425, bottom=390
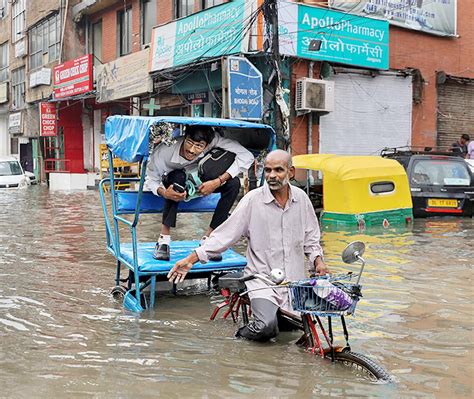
left=111, top=285, right=128, bottom=301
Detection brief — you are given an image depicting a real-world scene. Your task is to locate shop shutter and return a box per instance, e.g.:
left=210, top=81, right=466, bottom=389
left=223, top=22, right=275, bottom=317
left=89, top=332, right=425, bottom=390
left=437, top=78, right=474, bottom=149
left=319, top=73, right=412, bottom=155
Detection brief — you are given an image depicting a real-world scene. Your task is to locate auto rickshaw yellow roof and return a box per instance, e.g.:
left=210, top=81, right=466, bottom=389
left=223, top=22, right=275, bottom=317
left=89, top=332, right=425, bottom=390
left=293, top=154, right=407, bottom=180
left=292, top=154, right=413, bottom=216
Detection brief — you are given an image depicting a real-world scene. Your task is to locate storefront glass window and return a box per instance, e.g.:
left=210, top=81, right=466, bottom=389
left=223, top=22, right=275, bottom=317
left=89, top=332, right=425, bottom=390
left=176, top=0, right=194, bottom=18
left=202, top=0, right=224, bottom=9
left=11, top=67, right=25, bottom=109
left=118, top=7, right=132, bottom=56
left=141, top=0, right=157, bottom=45
left=12, top=0, right=25, bottom=43
left=0, top=42, right=7, bottom=82
left=29, top=13, right=60, bottom=70
left=91, top=20, right=102, bottom=65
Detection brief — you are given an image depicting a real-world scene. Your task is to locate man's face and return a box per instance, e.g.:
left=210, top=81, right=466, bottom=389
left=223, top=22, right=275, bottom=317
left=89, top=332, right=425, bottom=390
left=264, top=156, right=295, bottom=191
left=182, top=137, right=207, bottom=161
left=460, top=137, right=467, bottom=145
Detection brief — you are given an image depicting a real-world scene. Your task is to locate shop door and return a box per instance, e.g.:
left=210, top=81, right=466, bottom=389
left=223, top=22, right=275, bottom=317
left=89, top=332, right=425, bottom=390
left=59, top=102, right=84, bottom=173
left=19, top=141, right=33, bottom=172
left=319, top=73, right=412, bottom=155
left=437, top=77, right=474, bottom=149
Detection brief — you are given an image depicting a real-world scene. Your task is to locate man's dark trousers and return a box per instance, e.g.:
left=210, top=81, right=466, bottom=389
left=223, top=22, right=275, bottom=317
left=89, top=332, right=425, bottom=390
left=162, top=169, right=241, bottom=229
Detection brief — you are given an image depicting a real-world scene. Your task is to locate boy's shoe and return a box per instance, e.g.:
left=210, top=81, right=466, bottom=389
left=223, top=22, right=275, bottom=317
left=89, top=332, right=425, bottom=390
left=153, top=243, right=170, bottom=261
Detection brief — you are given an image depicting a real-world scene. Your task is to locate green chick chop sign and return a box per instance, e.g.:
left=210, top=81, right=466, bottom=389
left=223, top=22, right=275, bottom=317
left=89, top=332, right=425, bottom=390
left=279, top=1, right=389, bottom=70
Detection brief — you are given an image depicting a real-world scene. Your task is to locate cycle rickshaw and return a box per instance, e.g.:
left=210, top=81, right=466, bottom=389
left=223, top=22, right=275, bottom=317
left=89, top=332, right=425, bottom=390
left=99, top=115, right=275, bottom=312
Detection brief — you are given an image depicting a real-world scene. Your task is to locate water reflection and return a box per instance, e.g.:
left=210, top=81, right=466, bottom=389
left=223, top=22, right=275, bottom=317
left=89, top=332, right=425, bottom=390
left=0, top=187, right=472, bottom=397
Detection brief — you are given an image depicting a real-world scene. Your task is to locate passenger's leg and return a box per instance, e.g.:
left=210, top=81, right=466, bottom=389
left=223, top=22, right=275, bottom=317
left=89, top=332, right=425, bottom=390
left=236, top=298, right=279, bottom=342
left=154, top=169, right=186, bottom=260
left=161, top=169, right=187, bottom=229
left=209, top=176, right=240, bottom=231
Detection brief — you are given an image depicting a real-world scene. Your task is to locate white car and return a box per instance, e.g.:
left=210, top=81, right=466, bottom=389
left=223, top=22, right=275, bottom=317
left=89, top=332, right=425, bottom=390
left=466, top=159, right=474, bottom=173
left=0, top=156, right=31, bottom=189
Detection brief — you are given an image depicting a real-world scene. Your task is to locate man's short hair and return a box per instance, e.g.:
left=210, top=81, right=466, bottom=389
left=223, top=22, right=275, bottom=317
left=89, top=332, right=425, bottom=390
left=185, top=126, right=215, bottom=144
left=461, top=134, right=470, bottom=141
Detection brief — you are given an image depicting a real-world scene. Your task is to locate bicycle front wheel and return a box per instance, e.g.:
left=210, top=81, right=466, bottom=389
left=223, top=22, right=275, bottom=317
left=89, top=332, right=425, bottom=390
left=326, top=350, right=392, bottom=382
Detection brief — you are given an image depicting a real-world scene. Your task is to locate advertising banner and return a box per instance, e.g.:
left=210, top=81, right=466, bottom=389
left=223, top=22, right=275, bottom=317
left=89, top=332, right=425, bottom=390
left=330, top=0, right=456, bottom=37
left=8, top=112, right=21, bottom=134
left=53, top=54, right=93, bottom=99
left=30, top=68, right=51, bottom=88
left=96, top=49, right=153, bottom=103
left=150, top=0, right=253, bottom=71
left=39, top=102, right=57, bottom=137
left=279, top=1, right=389, bottom=70
left=227, top=56, right=263, bottom=120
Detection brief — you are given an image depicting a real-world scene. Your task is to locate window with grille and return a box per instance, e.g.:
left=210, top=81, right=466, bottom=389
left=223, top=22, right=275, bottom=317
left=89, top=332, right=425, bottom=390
left=12, top=67, right=25, bottom=109
left=176, top=0, right=194, bottom=18
left=0, top=42, right=7, bottom=82
left=29, top=13, right=61, bottom=70
left=117, top=7, right=132, bottom=56
left=12, top=0, right=25, bottom=43
left=141, top=0, right=156, bottom=46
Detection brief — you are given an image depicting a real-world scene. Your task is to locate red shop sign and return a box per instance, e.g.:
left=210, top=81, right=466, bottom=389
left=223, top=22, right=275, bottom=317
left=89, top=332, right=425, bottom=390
left=40, top=102, right=57, bottom=136
left=53, top=54, right=93, bottom=99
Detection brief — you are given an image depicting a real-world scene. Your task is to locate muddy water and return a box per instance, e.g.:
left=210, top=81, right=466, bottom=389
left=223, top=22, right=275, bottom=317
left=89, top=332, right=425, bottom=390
left=0, top=187, right=472, bottom=398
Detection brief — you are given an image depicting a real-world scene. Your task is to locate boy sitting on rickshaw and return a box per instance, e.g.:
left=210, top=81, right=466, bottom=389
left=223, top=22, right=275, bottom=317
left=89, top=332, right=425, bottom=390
left=145, top=125, right=253, bottom=261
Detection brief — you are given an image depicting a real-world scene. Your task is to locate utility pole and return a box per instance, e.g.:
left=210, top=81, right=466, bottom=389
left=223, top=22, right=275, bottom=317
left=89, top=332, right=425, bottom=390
left=266, top=0, right=288, bottom=149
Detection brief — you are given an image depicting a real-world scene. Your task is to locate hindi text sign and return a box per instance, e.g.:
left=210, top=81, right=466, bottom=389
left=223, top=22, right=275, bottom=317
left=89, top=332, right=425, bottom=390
left=227, top=56, right=263, bottom=121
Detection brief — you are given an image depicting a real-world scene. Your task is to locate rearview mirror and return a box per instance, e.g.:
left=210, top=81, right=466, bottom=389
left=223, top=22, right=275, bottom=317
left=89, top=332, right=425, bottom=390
left=342, top=241, right=366, bottom=264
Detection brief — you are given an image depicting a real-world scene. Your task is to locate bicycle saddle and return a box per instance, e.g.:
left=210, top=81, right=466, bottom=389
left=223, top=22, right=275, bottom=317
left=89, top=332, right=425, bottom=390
left=217, top=271, right=247, bottom=291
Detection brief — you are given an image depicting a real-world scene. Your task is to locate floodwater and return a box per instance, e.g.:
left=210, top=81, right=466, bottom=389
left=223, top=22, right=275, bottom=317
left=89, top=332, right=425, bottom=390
left=0, top=187, right=472, bottom=398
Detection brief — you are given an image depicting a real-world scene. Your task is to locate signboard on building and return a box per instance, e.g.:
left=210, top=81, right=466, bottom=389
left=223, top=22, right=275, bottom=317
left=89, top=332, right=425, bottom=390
left=53, top=54, right=93, bottom=99
left=227, top=56, right=263, bottom=121
left=15, top=39, right=26, bottom=58
left=39, top=102, right=57, bottom=137
left=279, top=1, right=390, bottom=70
left=185, top=91, right=209, bottom=105
left=96, top=49, right=153, bottom=103
left=30, top=68, right=51, bottom=88
left=330, top=0, right=456, bottom=37
left=150, top=0, right=253, bottom=72
left=0, top=82, right=8, bottom=103
left=8, top=112, right=21, bottom=134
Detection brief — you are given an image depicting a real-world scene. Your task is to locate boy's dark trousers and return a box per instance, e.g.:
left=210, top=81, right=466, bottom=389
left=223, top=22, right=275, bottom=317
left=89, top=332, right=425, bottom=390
left=161, top=169, right=240, bottom=230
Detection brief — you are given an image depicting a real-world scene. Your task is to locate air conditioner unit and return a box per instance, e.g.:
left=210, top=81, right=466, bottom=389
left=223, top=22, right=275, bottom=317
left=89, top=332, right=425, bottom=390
left=295, top=78, right=335, bottom=112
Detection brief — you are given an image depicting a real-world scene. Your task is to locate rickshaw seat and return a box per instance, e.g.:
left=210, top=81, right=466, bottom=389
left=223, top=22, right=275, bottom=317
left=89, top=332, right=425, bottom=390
left=115, top=191, right=221, bottom=214
left=119, top=241, right=247, bottom=274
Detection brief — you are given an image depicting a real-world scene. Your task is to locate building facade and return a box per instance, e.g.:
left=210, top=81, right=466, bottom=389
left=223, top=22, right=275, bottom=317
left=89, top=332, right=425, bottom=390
left=0, top=0, right=472, bottom=189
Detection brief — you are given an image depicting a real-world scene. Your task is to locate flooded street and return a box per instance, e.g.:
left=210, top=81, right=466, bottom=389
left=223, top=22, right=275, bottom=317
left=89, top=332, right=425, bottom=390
left=0, top=187, right=472, bottom=398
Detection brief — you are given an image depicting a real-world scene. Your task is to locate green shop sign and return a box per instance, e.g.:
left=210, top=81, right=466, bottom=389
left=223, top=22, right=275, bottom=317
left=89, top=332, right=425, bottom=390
left=278, top=1, right=389, bottom=70
left=150, top=0, right=253, bottom=71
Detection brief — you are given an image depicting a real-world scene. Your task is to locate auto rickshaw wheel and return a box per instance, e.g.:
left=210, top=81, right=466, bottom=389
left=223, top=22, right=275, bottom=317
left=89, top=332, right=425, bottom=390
left=111, top=285, right=128, bottom=301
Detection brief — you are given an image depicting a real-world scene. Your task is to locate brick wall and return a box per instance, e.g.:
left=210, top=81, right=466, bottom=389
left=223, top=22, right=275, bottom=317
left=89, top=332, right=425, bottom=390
left=290, top=59, right=321, bottom=157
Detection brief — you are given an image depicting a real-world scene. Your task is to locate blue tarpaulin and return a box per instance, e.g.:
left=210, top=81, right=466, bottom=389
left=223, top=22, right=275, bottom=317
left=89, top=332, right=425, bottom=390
left=105, top=115, right=276, bottom=163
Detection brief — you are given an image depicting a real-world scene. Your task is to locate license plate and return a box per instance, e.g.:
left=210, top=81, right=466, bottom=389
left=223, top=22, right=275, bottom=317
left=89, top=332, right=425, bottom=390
left=428, top=199, right=458, bottom=208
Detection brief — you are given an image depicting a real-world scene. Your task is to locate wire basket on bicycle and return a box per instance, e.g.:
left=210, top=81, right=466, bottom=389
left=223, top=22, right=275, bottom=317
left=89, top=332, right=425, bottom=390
left=289, top=274, right=362, bottom=316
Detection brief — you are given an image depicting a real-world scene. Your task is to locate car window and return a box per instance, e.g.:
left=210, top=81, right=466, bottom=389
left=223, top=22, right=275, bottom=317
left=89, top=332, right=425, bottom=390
left=0, top=161, right=23, bottom=176
left=411, top=159, right=471, bottom=186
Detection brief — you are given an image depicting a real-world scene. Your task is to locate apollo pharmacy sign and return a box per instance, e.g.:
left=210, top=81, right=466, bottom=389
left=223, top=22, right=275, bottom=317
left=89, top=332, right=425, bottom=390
left=150, top=0, right=254, bottom=71
left=330, top=0, right=456, bottom=37
left=279, top=2, right=390, bottom=70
